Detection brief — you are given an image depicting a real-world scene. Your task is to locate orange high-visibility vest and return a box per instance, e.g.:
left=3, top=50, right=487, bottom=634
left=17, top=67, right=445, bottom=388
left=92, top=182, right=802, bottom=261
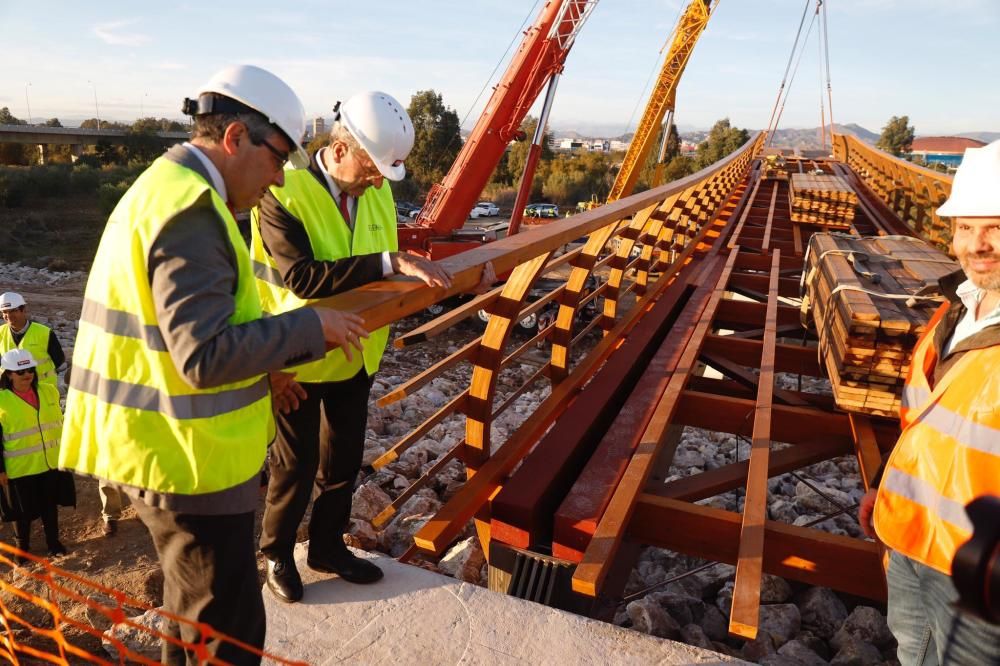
left=873, top=302, right=1000, bottom=574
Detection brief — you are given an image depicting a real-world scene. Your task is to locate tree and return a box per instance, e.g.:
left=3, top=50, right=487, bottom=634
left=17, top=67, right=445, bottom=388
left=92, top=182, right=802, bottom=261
left=636, top=123, right=682, bottom=190
left=44, top=118, right=62, bottom=127
left=0, top=107, right=26, bottom=125
left=504, top=116, right=554, bottom=194
left=405, top=90, right=462, bottom=191
left=694, top=118, right=750, bottom=169
left=80, top=118, right=128, bottom=130
left=0, top=108, right=30, bottom=164
left=876, top=115, right=915, bottom=156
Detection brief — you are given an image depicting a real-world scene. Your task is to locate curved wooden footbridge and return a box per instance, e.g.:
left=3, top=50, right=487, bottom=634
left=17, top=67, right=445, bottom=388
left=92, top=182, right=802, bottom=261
left=320, top=133, right=955, bottom=640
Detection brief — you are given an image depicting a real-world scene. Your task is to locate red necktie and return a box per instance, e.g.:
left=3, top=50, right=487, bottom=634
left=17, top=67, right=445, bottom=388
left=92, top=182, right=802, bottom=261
left=338, top=192, right=351, bottom=224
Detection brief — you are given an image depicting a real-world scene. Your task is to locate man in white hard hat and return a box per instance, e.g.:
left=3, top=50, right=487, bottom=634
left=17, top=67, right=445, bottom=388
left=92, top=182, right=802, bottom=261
left=857, top=140, right=1000, bottom=665
left=0, top=291, right=65, bottom=388
left=251, top=91, right=494, bottom=603
left=58, top=65, right=371, bottom=665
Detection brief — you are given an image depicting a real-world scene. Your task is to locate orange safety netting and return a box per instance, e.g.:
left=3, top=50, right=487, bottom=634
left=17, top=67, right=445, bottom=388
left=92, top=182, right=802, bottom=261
left=0, top=542, right=307, bottom=665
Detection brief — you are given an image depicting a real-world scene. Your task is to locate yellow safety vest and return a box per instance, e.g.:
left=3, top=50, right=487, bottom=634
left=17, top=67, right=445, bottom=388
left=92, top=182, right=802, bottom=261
left=874, top=303, right=1000, bottom=574
left=0, top=322, right=57, bottom=386
left=59, top=156, right=274, bottom=496
left=0, top=385, right=62, bottom=479
left=250, top=168, right=397, bottom=383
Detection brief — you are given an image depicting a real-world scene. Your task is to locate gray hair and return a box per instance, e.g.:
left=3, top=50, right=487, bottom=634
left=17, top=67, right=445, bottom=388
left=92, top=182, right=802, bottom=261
left=329, top=122, right=363, bottom=153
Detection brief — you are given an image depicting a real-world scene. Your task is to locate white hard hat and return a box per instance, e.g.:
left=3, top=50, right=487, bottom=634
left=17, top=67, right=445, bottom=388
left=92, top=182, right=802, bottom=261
left=0, top=292, right=26, bottom=311
left=1, top=348, right=37, bottom=372
left=192, top=65, right=310, bottom=169
left=937, top=139, right=1000, bottom=217
left=337, top=91, right=414, bottom=181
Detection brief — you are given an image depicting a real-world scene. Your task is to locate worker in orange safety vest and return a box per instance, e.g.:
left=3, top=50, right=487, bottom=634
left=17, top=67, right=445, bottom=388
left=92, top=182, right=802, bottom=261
left=858, top=139, right=1000, bottom=666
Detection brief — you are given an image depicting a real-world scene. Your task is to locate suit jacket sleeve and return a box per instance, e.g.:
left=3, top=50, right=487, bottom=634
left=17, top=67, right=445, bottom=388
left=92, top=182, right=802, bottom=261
left=148, top=194, right=327, bottom=390
left=257, top=188, right=383, bottom=299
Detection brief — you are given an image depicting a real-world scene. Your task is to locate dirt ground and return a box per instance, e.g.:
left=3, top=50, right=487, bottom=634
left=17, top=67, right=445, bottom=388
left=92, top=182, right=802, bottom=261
left=0, top=270, right=495, bottom=659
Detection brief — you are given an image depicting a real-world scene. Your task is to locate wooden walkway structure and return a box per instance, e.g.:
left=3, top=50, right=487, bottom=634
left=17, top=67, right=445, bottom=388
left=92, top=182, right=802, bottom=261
left=317, top=133, right=954, bottom=640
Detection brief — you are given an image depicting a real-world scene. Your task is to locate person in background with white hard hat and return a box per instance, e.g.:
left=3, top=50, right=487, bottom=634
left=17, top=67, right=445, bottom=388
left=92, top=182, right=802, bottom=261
left=251, top=90, right=495, bottom=603
left=0, top=292, right=65, bottom=388
left=857, top=139, right=1000, bottom=665
left=0, top=349, right=75, bottom=563
left=58, top=65, right=371, bottom=665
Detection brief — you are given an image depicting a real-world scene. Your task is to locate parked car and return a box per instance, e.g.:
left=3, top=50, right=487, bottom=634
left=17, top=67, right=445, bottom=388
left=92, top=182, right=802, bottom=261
left=477, top=275, right=600, bottom=334
left=395, top=201, right=420, bottom=217
left=469, top=203, right=492, bottom=219
left=407, top=207, right=422, bottom=219
left=476, top=201, right=500, bottom=217
left=524, top=203, right=559, bottom=218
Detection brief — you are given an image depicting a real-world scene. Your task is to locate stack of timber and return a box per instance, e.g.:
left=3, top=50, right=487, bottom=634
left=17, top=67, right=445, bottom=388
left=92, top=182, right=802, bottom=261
left=790, top=173, right=858, bottom=226
left=803, top=233, right=957, bottom=417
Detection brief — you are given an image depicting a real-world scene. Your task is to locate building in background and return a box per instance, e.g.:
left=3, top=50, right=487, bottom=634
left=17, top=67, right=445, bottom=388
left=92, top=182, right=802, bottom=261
left=909, top=136, right=985, bottom=168
left=312, top=116, right=326, bottom=139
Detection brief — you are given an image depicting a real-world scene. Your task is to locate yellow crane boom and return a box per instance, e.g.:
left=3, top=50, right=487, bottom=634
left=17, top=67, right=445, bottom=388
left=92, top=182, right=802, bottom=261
left=606, top=0, right=714, bottom=202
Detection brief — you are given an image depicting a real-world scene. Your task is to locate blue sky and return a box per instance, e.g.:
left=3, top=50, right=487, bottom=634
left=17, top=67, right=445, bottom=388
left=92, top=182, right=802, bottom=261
left=2, top=0, right=997, bottom=137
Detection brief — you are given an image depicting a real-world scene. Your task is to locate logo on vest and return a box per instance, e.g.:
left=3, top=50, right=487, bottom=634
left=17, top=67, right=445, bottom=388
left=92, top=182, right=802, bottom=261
left=368, top=223, right=382, bottom=233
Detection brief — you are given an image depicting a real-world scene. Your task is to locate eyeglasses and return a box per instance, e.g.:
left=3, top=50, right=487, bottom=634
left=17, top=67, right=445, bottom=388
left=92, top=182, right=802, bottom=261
left=352, top=149, right=383, bottom=181
left=251, top=135, right=290, bottom=171
left=11, top=368, right=35, bottom=376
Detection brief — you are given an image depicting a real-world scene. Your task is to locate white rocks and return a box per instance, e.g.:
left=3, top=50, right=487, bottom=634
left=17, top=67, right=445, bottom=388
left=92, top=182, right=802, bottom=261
left=345, top=519, right=378, bottom=550
left=796, top=587, right=849, bottom=640
left=437, top=537, right=485, bottom=583
left=102, top=608, right=168, bottom=661
left=758, top=603, right=802, bottom=647
left=626, top=597, right=681, bottom=640
left=351, top=482, right=392, bottom=522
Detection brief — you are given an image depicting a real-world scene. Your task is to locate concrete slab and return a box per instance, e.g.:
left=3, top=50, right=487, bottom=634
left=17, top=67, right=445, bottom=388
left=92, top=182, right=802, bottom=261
left=263, top=545, right=742, bottom=665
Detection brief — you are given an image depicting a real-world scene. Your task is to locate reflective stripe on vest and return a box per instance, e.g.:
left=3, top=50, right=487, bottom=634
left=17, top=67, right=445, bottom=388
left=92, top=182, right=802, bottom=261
left=59, top=156, right=274, bottom=496
left=0, top=322, right=57, bottom=386
left=250, top=167, right=397, bottom=383
left=0, top=385, right=62, bottom=479
left=874, top=303, right=1000, bottom=574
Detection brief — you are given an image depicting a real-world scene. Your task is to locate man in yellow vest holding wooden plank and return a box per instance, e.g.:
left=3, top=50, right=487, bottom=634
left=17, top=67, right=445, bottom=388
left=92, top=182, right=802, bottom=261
left=858, top=139, right=1000, bottom=665
left=0, top=292, right=64, bottom=388
left=252, top=91, right=493, bottom=603
left=59, top=65, right=370, bottom=665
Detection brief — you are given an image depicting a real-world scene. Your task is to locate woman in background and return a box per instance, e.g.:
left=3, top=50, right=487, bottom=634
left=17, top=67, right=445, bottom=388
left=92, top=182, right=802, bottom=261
left=0, top=348, right=75, bottom=561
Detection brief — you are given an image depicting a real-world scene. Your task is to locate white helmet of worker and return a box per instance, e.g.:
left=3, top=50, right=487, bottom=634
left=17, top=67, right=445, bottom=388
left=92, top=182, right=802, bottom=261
left=937, top=139, right=1000, bottom=217
left=190, top=64, right=310, bottom=169
left=1, top=348, right=37, bottom=372
left=0, top=292, right=26, bottom=312
left=337, top=91, right=414, bottom=181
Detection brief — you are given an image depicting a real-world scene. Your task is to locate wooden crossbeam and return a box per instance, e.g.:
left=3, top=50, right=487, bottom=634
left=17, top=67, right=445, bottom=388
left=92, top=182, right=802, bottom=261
left=628, top=495, right=887, bottom=601
left=698, top=351, right=810, bottom=406
left=761, top=181, right=779, bottom=253
left=411, top=250, right=711, bottom=555
left=648, top=437, right=852, bottom=503
left=729, top=250, right=780, bottom=639
left=571, top=249, right=741, bottom=597
left=701, top=335, right=821, bottom=377
left=728, top=176, right=762, bottom=250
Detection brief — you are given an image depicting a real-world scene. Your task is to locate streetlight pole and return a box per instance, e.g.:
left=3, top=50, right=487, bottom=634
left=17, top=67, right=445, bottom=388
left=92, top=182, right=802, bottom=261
left=87, top=80, right=101, bottom=131
left=24, top=83, right=33, bottom=125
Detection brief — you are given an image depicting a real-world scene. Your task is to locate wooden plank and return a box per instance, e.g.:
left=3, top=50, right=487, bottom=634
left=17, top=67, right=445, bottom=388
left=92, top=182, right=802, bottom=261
left=571, top=249, right=741, bottom=597
left=629, top=495, right=887, bottom=601
left=730, top=250, right=780, bottom=640
left=377, top=338, right=478, bottom=407
left=648, top=437, right=851, bottom=503
left=761, top=180, right=779, bottom=253
left=316, top=134, right=763, bottom=332
left=728, top=176, right=762, bottom=251
left=493, top=261, right=714, bottom=550
left=411, top=253, right=720, bottom=555
left=699, top=351, right=810, bottom=406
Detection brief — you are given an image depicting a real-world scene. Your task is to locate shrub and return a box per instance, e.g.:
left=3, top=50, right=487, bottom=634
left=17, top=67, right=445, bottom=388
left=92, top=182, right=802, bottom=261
left=98, top=181, right=131, bottom=215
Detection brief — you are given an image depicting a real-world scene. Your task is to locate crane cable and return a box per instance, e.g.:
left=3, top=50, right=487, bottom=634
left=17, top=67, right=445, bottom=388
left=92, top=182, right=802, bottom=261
left=821, top=0, right=836, bottom=140
left=767, top=4, right=819, bottom=146
left=764, top=0, right=812, bottom=141
left=428, top=0, right=543, bottom=176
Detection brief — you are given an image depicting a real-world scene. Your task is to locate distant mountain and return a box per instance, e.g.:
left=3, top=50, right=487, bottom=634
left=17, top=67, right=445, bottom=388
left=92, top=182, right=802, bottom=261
left=959, top=131, right=1000, bottom=143
left=762, top=123, right=878, bottom=150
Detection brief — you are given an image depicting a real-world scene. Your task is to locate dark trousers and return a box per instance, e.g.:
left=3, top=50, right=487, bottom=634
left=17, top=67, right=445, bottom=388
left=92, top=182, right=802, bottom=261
left=133, top=502, right=264, bottom=666
left=260, top=369, right=372, bottom=560
left=13, top=503, right=58, bottom=550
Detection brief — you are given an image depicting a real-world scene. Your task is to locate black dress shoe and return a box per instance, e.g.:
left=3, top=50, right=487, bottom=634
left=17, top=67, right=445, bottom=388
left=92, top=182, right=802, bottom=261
left=47, top=542, right=68, bottom=557
left=307, top=549, right=383, bottom=584
left=266, top=557, right=303, bottom=603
